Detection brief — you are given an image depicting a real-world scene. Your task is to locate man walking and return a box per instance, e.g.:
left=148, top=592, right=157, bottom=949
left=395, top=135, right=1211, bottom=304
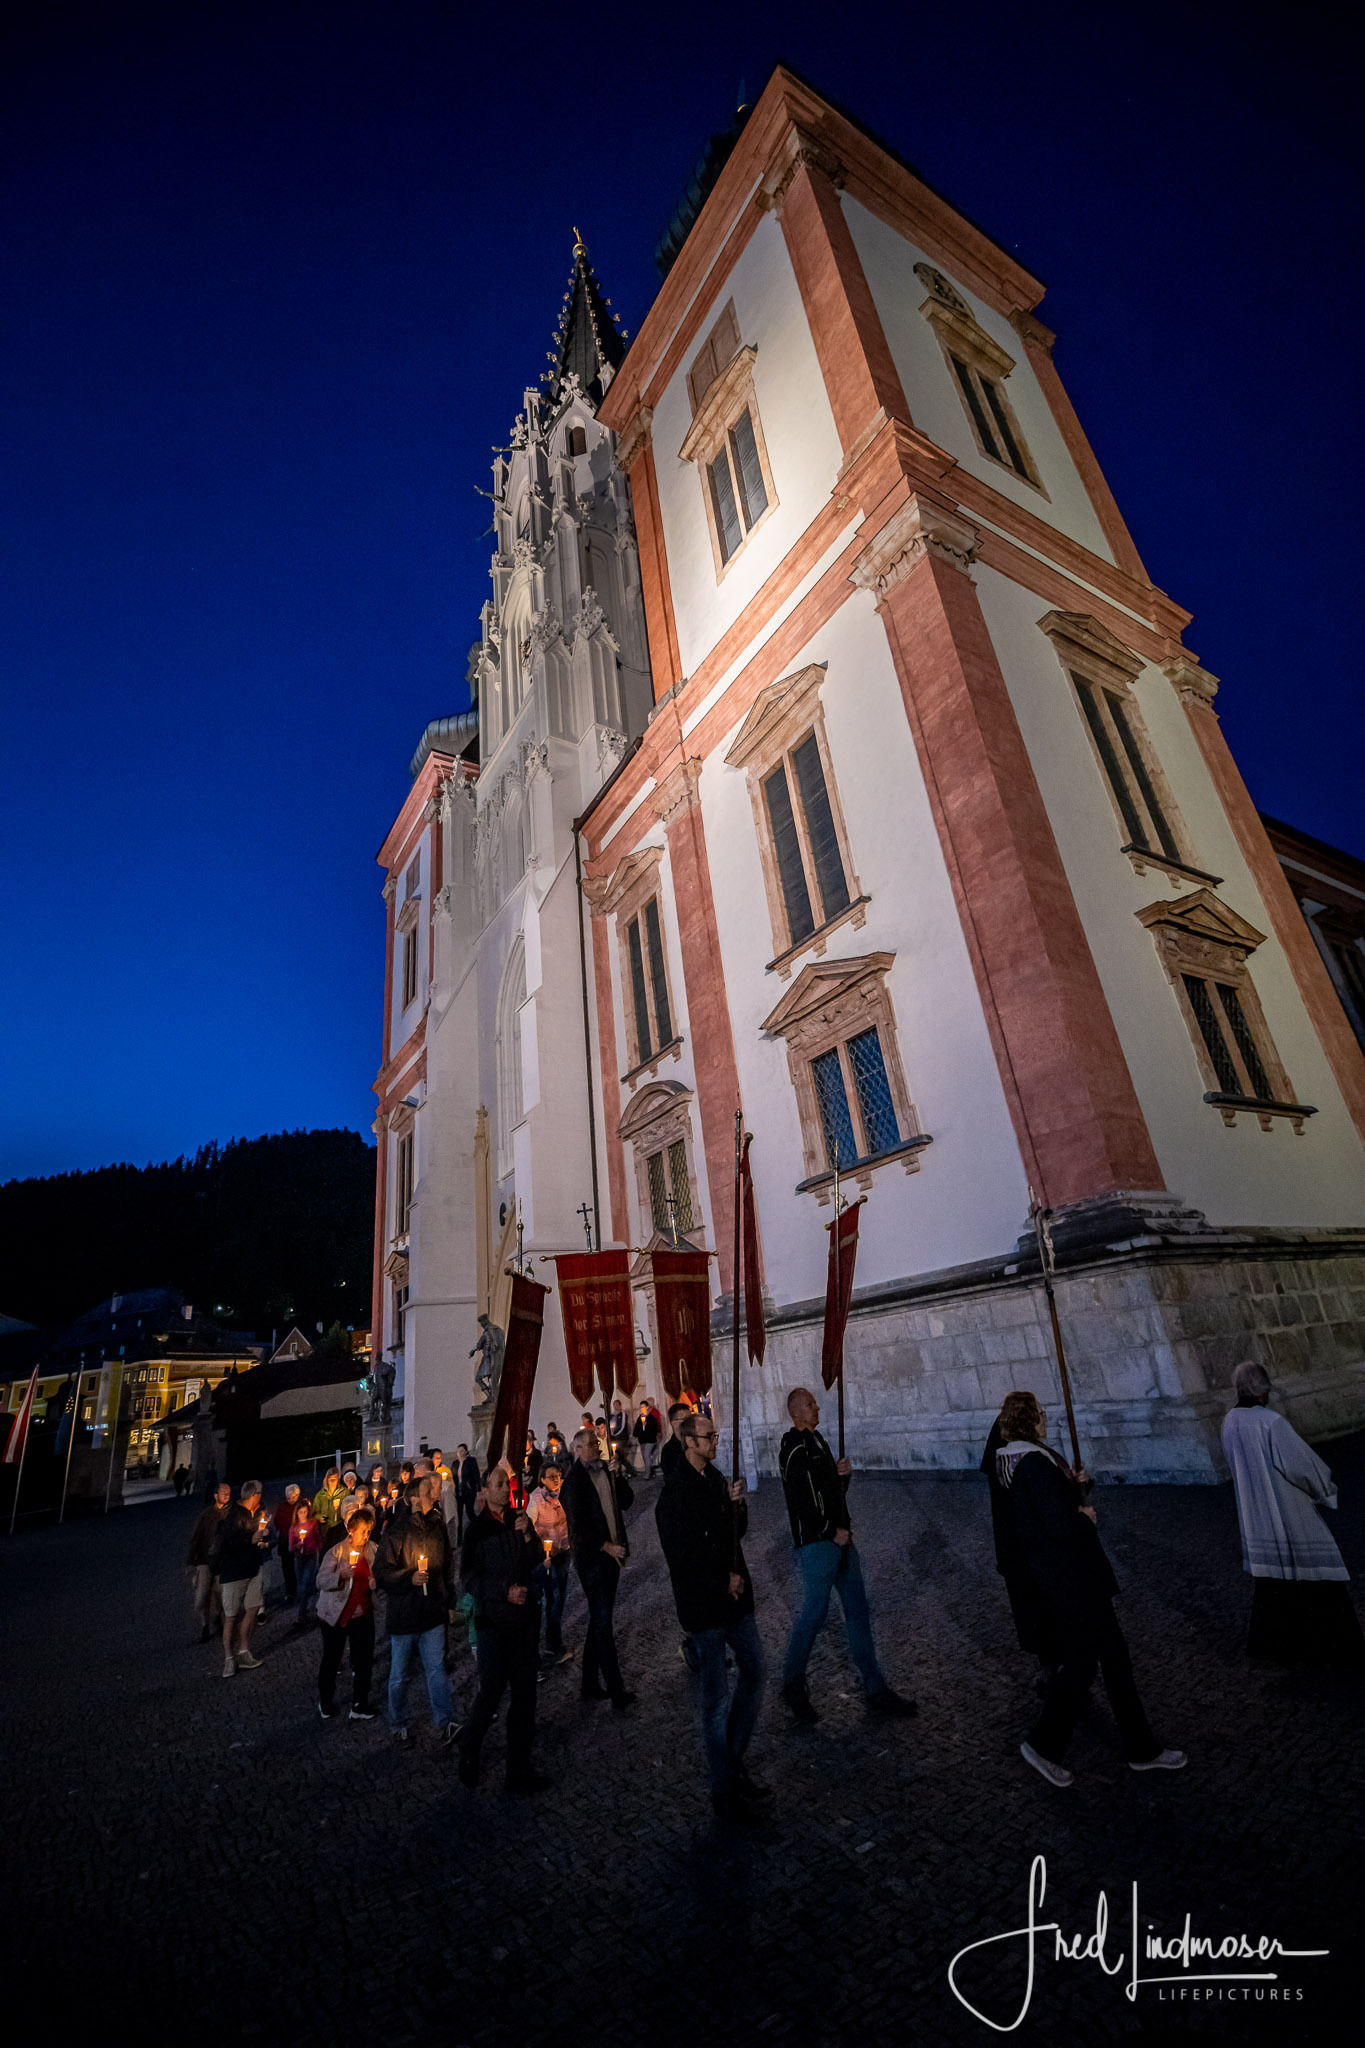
left=658, top=1401, right=691, bottom=1481
left=455, top=1444, right=481, bottom=1539
left=213, top=1480, right=271, bottom=1678
left=272, top=1482, right=301, bottom=1611
left=608, top=1398, right=630, bottom=1472
left=562, top=1426, right=636, bottom=1709
left=992, top=1390, right=1185, bottom=1786
left=186, top=1479, right=231, bottom=1642
left=632, top=1399, right=661, bottom=1479
left=656, top=1412, right=769, bottom=1824
left=778, top=1388, right=915, bottom=1724
left=457, top=1465, right=553, bottom=1792
left=375, top=1475, right=461, bottom=1744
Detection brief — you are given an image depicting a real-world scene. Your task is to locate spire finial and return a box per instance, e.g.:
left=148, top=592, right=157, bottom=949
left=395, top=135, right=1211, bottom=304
left=572, top=225, right=586, bottom=258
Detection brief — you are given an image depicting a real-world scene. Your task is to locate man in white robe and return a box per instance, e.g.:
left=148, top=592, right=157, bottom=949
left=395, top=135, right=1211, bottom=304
left=1222, top=1362, right=1363, bottom=1670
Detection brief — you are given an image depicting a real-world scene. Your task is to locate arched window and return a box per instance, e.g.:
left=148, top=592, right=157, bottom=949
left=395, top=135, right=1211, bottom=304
left=495, top=939, right=527, bottom=1173
left=566, top=423, right=587, bottom=458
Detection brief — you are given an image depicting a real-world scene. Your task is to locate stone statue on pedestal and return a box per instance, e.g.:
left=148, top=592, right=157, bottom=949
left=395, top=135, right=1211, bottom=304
left=470, top=1315, right=505, bottom=1404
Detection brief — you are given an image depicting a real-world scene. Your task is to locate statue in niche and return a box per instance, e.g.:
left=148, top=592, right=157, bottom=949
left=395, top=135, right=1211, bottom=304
left=470, top=1315, right=506, bottom=1404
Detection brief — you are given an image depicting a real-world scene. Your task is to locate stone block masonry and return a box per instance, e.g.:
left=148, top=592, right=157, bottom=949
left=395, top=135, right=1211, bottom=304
left=717, top=1236, right=1365, bottom=1483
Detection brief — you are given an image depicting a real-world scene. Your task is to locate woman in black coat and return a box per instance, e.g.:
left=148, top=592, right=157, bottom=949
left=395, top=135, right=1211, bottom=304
left=990, top=1391, right=1184, bottom=1787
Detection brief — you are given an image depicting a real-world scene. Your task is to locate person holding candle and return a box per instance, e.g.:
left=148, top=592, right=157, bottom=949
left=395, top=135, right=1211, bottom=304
left=289, top=1497, right=323, bottom=1625
left=457, top=1463, right=552, bottom=1792
left=374, top=1475, right=461, bottom=1745
left=271, top=1483, right=302, bottom=1610
left=526, top=1461, right=573, bottom=1664
left=316, top=1508, right=379, bottom=1720
left=312, top=1467, right=345, bottom=1540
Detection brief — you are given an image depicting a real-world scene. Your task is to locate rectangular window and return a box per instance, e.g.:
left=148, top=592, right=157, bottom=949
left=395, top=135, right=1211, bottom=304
left=1181, top=973, right=1280, bottom=1101
left=1215, top=983, right=1272, bottom=1100
left=708, top=449, right=743, bottom=563
left=731, top=409, right=768, bottom=527
left=401, top=927, right=418, bottom=1008
left=980, top=376, right=1029, bottom=477
left=666, top=1140, right=693, bottom=1232
left=394, top=1284, right=409, bottom=1345
left=790, top=735, right=850, bottom=925
left=811, top=1027, right=903, bottom=1170
left=1074, top=676, right=1180, bottom=863
left=764, top=764, right=815, bottom=943
left=950, top=353, right=1001, bottom=460
left=396, top=1131, right=415, bottom=1236
left=626, top=916, right=653, bottom=1063
left=624, top=896, right=676, bottom=1069
left=686, top=300, right=741, bottom=411
left=405, top=853, right=421, bottom=899
left=646, top=1140, right=694, bottom=1238
left=948, top=352, right=1035, bottom=482
left=760, top=731, right=852, bottom=951
left=646, top=1150, right=669, bottom=1233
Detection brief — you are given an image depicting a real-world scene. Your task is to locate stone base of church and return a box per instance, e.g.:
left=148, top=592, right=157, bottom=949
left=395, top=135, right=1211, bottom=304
left=714, top=1233, right=1365, bottom=1484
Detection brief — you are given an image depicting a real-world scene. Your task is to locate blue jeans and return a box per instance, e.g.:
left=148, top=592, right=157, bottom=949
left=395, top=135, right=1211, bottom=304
left=783, top=1540, right=886, bottom=1694
left=387, top=1622, right=454, bottom=1730
left=294, top=1556, right=318, bottom=1617
left=534, top=1554, right=570, bottom=1652
left=693, top=1613, right=765, bottom=1796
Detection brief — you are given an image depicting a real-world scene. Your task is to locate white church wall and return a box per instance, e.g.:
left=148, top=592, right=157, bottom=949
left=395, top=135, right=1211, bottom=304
left=699, top=591, right=1031, bottom=1308
left=841, top=194, right=1115, bottom=565
left=973, top=564, right=1365, bottom=1227
left=650, top=211, right=844, bottom=683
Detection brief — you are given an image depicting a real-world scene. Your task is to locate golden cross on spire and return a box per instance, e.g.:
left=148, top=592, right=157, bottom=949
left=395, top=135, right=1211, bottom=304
left=572, top=225, right=586, bottom=257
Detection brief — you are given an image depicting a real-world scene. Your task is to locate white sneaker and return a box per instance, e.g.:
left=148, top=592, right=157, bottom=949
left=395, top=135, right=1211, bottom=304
left=222, top=1657, right=237, bottom=1679
left=236, top=1652, right=263, bottom=1671
left=1020, top=1741, right=1073, bottom=1787
left=1130, top=1748, right=1187, bottom=1771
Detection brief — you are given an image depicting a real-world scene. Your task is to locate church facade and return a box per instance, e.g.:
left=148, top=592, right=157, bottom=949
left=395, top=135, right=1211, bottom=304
left=372, top=70, right=1365, bottom=1480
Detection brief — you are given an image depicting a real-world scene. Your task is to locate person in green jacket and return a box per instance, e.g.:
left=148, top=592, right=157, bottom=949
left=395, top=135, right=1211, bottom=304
left=312, top=1467, right=344, bottom=1533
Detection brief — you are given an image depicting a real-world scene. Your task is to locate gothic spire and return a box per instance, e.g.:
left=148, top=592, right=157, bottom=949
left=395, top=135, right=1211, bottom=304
left=541, top=230, right=627, bottom=408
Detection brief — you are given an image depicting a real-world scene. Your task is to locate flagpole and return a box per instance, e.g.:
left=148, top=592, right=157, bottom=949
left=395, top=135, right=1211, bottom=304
left=7, top=1381, right=35, bottom=1536
left=731, top=1110, right=742, bottom=1486
left=833, top=1146, right=845, bottom=1461
left=58, top=1375, right=79, bottom=1525
left=1029, top=1188, right=1082, bottom=1469
left=103, top=1364, right=123, bottom=1516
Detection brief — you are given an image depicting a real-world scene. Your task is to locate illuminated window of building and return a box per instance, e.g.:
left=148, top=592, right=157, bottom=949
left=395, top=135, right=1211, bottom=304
left=761, top=953, right=930, bottom=1200
left=679, top=299, right=777, bottom=577
left=914, top=263, right=1043, bottom=489
left=1137, top=889, right=1315, bottom=1131
left=725, top=664, right=866, bottom=975
left=395, top=1130, right=415, bottom=1236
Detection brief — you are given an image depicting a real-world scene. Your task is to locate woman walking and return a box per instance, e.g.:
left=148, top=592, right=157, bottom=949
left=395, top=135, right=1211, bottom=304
left=316, top=1508, right=379, bottom=1720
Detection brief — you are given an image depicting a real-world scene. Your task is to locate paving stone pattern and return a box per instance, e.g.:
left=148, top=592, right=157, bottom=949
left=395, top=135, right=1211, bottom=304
left=2, top=1443, right=1362, bottom=2046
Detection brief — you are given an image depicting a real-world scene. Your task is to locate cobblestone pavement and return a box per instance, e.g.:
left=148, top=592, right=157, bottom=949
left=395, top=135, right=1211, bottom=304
left=3, top=1441, right=1362, bottom=2047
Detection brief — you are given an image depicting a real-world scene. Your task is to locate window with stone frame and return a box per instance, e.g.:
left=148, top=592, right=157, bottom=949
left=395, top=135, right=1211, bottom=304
left=395, top=1129, right=415, bottom=1235
left=725, top=663, right=867, bottom=975
left=401, top=927, right=418, bottom=1008
left=760, top=954, right=930, bottom=1199
left=914, top=263, right=1043, bottom=490
left=618, top=1081, right=703, bottom=1246
left=587, top=845, right=684, bottom=1081
left=678, top=300, right=777, bottom=576
left=1136, top=889, right=1316, bottom=1132
left=396, top=877, right=423, bottom=1010
left=1038, top=612, right=1213, bottom=887
left=565, top=422, right=587, bottom=458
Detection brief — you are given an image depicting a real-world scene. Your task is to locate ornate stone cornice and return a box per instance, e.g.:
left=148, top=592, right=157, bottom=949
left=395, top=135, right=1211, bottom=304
left=382, top=877, right=397, bottom=903
left=1163, top=655, right=1220, bottom=709
left=1038, top=609, right=1144, bottom=685
left=649, top=756, right=704, bottom=827
left=615, top=405, right=653, bottom=472
left=849, top=494, right=980, bottom=601
left=756, top=124, right=843, bottom=216
left=1009, top=308, right=1056, bottom=357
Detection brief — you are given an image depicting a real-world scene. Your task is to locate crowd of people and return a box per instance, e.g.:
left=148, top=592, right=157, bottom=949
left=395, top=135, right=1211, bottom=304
left=182, top=1361, right=1362, bottom=1820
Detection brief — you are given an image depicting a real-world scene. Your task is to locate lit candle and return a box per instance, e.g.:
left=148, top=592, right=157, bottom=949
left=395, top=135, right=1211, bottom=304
left=349, top=1549, right=359, bottom=1568
left=417, top=1551, right=428, bottom=1595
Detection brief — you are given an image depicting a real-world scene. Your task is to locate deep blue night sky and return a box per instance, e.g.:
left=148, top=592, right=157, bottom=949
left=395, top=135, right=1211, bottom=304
left=3, top=0, right=1361, bottom=1181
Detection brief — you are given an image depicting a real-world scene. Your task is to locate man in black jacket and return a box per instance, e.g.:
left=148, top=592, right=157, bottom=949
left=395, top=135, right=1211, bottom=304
left=561, top=1427, right=636, bottom=1708
left=658, top=1401, right=691, bottom=1481
left=778, top=1387, right=916, bottom=1724
left=454, top=1445, right=481, bottom=1538
left=656, top=1412, right=769, bottom=1823
left=457, top=1464, right=552, bottom=1793
left=375, top=1476, right=460, bottom=1744
left=991, top=1391, right=1185, bottom=1787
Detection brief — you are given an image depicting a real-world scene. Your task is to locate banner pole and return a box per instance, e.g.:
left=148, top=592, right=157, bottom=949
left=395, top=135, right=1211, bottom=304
left=731, top=1110, right=742, bottom=1485
left=58, top=1375, right=79, bottom=1525
left=833, top=1149, right=845, bottom=1461
left=8, top=1385, right=35, bottom=1536
left=1030, top=1188, right=1082, bottom=1469
left=103, top=1365, right=123, bottom=1515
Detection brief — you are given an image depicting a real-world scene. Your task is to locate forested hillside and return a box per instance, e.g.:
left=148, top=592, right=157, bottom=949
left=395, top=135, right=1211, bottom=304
left=0, top=1129, right=375, bottom=1336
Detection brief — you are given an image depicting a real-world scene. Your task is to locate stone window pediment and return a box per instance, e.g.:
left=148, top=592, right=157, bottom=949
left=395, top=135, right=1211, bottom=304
left=915, top=263, right=1044, bottom=491
left=618, top=1078, right=693, bottom=1144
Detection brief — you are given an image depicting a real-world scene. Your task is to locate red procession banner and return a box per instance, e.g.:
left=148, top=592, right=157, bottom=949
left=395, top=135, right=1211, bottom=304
left=487, top=1270, right=550, bottom=1472
left=555, top=1251, right=636, bottom=1409
left=650, top=1249, right=714, bottom=1397
left=821, top=1200, right=864, bottom=1390
left=3, top=1367, right=39, bottom=1464
left=740, top=1133, right=766, bottom=1367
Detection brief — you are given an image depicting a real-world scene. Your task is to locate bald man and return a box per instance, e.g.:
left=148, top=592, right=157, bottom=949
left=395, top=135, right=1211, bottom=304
left=777, top=1387, right=915, bottom=1725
